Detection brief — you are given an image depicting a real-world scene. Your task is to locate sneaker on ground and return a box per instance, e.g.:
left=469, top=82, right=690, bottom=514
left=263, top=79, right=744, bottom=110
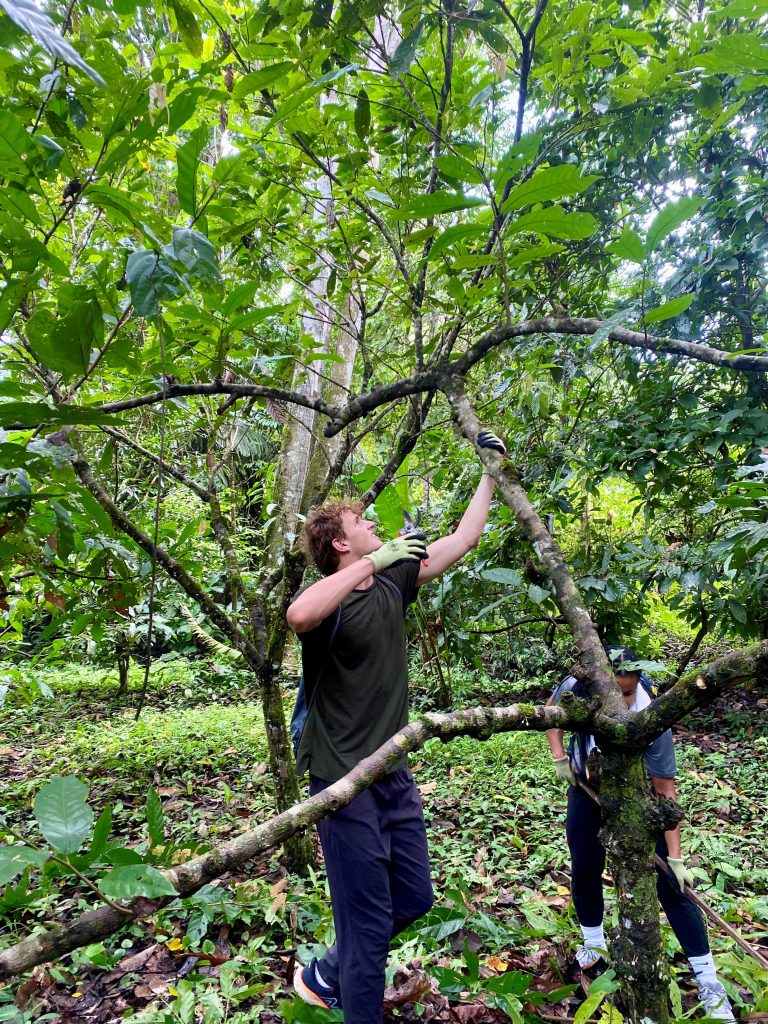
left=699, top=981, right=736, bottom=1021
left=293, top=959, right=342, bottom=1010
left=565, top=945, right=607, bottom=984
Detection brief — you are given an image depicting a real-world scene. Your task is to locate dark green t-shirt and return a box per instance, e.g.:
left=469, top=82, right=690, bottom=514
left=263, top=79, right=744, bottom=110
left=293, top=561, right=420, bottom=782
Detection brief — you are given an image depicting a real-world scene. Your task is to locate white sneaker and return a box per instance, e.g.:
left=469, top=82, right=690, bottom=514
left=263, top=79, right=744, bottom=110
left=699, top=981, right=736, bottom=1021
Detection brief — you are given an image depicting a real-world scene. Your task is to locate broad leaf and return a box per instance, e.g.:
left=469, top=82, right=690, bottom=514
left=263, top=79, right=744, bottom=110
left=176, top=125, right=209, bottom=218
left=393, top=192, right=487, bottom=220
left=354, top=89, right=371, bottom=141
left=0, top=110, right=32, bottom=176
left=0, top=401, right=113, bottom=429
left=480, top=567, right=522, bottom=586
left=389, top=20, right=426, bottom=77
left=233, top=62, right=295, bottom=98
left=374, top=485, right=405, bottom=537
left=695, top=33, right=768, bottom=74
left=169, top=228, right=221, bottom=286
left=643, top=293, right=694, bottom=323
left=0, top=0, right=105, bottom=85
left=501, top=165, right=599, bottom=213
left=126, top=250, right=183, bottom=317
left=428, top=224, right=486, bottom=261
left=646, top=197, right=703, bottom=251
left=171, top=0, right=202, bottom=57
left=34, top=776, right=93, bottom=855
left=434, top=154, right=484, bottom=185
left=607, top=227, right=645, bottom=263
left=146, top=788, right=165, bottom=849
left=99, top=864, right=178, bottom=899
left=509, top=207, right=597, bottom=240
left=0, top=846, right=48, bottom=886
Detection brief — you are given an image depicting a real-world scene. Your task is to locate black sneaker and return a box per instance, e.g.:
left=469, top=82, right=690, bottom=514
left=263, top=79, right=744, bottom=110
left=293, top=958, right=342, bottom=1010
left=566, top=945, right=607, bottom=987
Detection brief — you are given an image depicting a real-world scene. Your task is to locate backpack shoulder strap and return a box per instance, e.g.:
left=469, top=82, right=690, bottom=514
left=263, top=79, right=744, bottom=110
left=304, top=606, right=342, bottom=715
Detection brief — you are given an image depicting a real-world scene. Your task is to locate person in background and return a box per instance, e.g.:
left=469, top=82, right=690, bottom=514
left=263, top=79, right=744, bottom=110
left=546, top=645, right=735, bottom=1020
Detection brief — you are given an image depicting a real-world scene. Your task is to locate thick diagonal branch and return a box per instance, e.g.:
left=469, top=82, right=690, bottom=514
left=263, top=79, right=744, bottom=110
left=0, top=699, right=587, bottom=981
left=443, top=379, right=622, bottom=709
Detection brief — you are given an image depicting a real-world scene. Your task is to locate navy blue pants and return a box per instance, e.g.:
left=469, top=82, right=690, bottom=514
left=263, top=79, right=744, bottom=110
left=566, top=783, right=709, bottom=957
left=309, top=767, right=434, bottom=1023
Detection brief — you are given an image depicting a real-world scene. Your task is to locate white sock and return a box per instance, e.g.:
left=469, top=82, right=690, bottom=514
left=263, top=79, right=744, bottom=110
left=580, top=923, right=607, bottom=956
left=689, top=952, right=718, bottom=987
left=314, top=963, right=332, bottom=990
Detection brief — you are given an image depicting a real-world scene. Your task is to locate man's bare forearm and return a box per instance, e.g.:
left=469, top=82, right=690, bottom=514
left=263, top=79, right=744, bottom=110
left=287, top=559, right=374, bottom=633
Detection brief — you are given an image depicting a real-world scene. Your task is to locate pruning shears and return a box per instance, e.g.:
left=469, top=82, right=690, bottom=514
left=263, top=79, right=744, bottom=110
left=400, top=509, right=429, bottom=567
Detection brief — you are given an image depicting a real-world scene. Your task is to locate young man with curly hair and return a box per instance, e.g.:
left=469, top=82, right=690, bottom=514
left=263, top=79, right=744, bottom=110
left=288, top=431, right=505, bottom=1023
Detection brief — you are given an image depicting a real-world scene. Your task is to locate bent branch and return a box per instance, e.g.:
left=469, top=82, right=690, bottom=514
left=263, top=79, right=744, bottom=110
left=0, top=700, right=581, bottom=981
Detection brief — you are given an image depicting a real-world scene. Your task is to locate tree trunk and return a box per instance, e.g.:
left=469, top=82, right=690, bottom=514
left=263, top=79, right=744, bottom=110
left=599, top=751, right=670, bottom=1022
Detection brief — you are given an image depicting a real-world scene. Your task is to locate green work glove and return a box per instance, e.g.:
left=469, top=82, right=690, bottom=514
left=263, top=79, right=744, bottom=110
left=667, top=857, right=694, bottom=892
left=477, top=429, right=507, bottom=456
left=553, top=755, right=576, bottom=786
left=364, top=533, right=428, bottom=573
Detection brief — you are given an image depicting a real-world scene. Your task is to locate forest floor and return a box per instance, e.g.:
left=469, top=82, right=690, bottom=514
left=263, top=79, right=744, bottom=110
left=1, top=653, right=768, bottom=1023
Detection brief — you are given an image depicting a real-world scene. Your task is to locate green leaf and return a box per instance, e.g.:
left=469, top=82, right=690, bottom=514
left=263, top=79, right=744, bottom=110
left=480, top=567, right=522, bottom=586
left=0, top=110, right=32, bottom=175
left=607, top=227, right=645, bottom=263
left=434, top=154, right=484, bottom=185
left=373, top=485, right=404, bottom=537
left=508, top=207, right=598, bottom=240
left=126, top=250, right=183, bottom=317
left=34, top=776, right=94, bottom=854
left=265, top=64, right=358, bottom=131
left=0, top=0, right=106, bottom=86
left=729, top=597, right=748, bottom=624
left=171, top=0, right=203, bottom=58
left=695, top=33, right=768, bottom=74
left=646, top=197, right=703, bottom=251
left=392, top=192, right=487, bottom=220
left=146, top=788, right=165, bottom=849
left=354, top=89, right=371, bottom=141
left=89, top=805, right=113, bottom=860
left=528, top=584, right=550, bottom=604
left=169, top=227, right=221, bottom=287
left=574, top=991, right=606, bottom=1024
left=506, top=242, right=564, bottom=270
left=99, top=864, right=178, bottom=899
left=428, top=224, right=486, bottom=261
left=229, top=304, right=283, bottom=331
left=176, top=125, right=209, bottom=218
left=0, top=846, right=49, bottom=887
left=643, top=293, right=694, bottom=323
left=501, top=165, right=599, bottom=213
left=0, top=401, right=113, bottom=429
left=233, top=62, right=295, bottom=98
left=389, top=20, right=426, bottom=77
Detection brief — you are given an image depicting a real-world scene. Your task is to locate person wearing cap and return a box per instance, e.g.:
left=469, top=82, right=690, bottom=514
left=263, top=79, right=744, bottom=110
left=545, top=645, right=734, bottom=1020
left=287, top=430, right=506, bottom=1022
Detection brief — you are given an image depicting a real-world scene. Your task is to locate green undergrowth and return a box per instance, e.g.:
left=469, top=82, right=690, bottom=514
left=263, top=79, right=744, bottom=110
left=2, top=659, right=768, bottom=1020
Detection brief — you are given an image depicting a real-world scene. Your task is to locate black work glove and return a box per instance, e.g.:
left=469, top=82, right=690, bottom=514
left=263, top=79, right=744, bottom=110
left=477, top=429, right=507, bottom=456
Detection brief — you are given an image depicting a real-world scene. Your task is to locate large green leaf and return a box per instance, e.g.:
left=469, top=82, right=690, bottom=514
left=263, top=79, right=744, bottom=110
left=171, top=0, right=202, bottom=57
left=126, top=249, right=184, bottom=317
left=607, top=227, right=645, bottom=264
left=265, top=64, right=358, bottom=131
left=393, top=192, right=487, bottom=220
left=146, top=788, right=165, bottom=849
left=389, top=20, right=426, bottom=77
left=169, top=227, right=221, bottom=286
left=374, top=485, right=405, bottom=537
left=0, top=846, right=48, bottom=886
left=0, top=401, right=113, bottom=429
left=434, top=154, right=484, bottom=185
left=508, top=207, right=598, bottom=240
left=0, top=110, right=32, bottom=176
left=428, top=224, right=486, bottom=261
left=233, top=62, right=295, bottom=99
left=643, top=293, right=694, bottom=323
left=695, top=33, right=768, bottom=74
left=646, top=197, right=703, bottom=251
left=34, top=776, right=94, bottom=855
left=501, top=165, right=599, bottom=213
left=0, top=0, right=105, bottom=85
left=354, top=89, right=371, bottom=141
left=176, top=125, right=209, bottom=218
left=99, top=864, right=178, bottom=899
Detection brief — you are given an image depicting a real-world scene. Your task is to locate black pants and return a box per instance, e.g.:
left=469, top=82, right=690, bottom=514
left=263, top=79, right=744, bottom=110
left=566, top=783, right=709, bottom=957
left=309, top=767, right=434, bottom=1023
